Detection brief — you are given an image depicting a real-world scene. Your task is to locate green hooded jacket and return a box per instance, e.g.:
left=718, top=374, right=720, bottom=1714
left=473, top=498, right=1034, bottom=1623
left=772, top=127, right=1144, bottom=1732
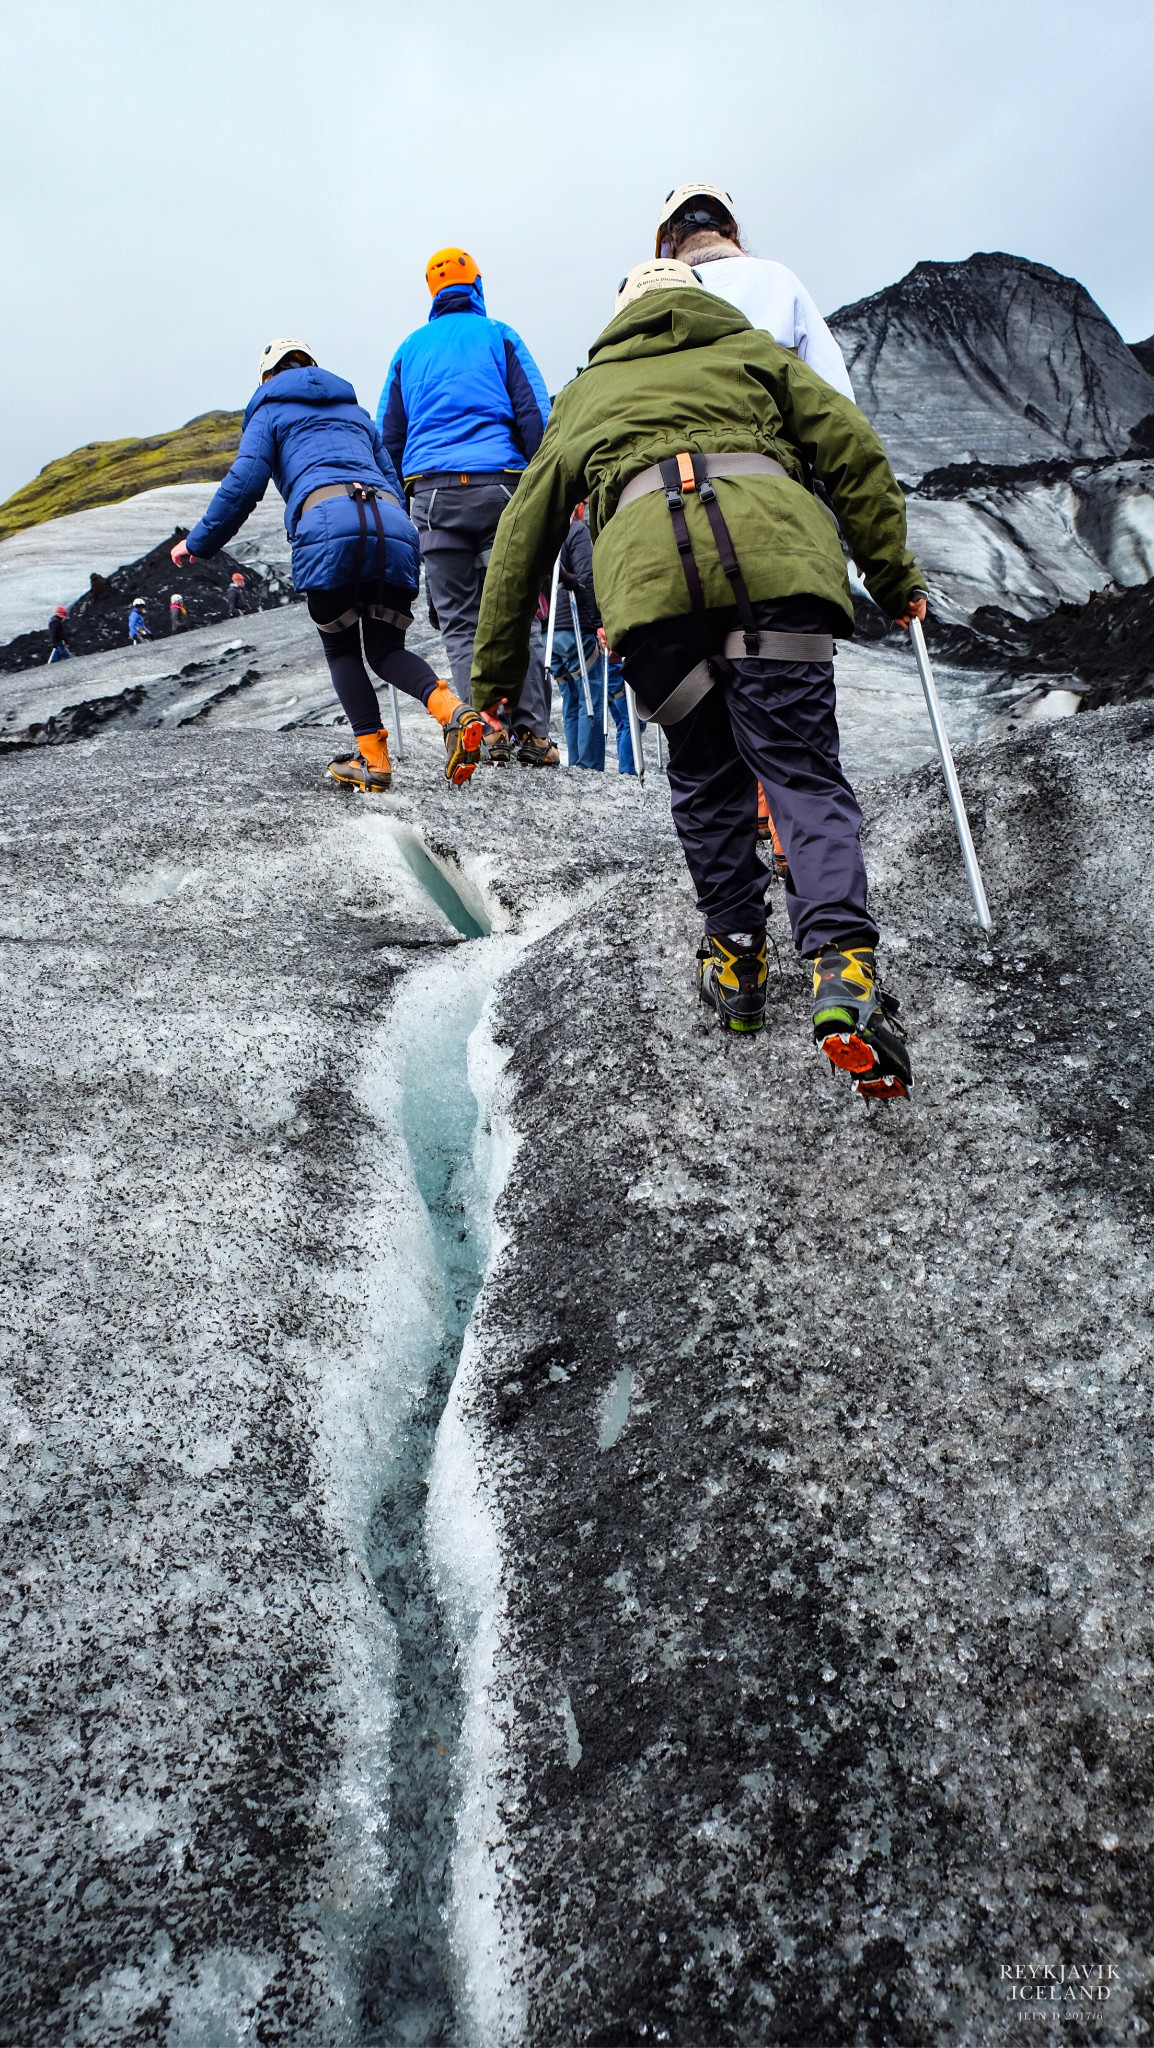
left=470, top=288, right=924, bottom=710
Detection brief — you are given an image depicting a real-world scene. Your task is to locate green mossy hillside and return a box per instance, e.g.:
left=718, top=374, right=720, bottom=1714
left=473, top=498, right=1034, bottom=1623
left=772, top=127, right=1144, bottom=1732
left=0, top=412, right=242, bottom=543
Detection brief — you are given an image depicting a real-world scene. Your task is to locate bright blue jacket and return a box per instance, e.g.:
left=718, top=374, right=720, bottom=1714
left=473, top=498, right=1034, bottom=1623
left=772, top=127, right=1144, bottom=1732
left=187, top=366, right=420, bottom=594
left=376, top=280, right=551, bottom=482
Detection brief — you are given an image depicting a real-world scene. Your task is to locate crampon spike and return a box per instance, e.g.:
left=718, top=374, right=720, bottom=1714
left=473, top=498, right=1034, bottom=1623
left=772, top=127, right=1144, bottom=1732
left=853, top=1074, right=909, bottom=1102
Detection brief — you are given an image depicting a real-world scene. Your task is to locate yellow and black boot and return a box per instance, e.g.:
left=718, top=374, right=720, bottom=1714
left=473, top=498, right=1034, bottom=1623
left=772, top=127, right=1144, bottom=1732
left=426, top=682, right=485, bottom=786
left=697, top=930, right=768, bottom=1034
left=812, top=945, right=911, bottom=1100
left=327, top=727, right=392, bottom=792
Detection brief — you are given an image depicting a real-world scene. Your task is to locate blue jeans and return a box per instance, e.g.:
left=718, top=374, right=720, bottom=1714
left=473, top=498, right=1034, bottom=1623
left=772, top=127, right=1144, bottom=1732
left=550, top=628, right=604, bottom=769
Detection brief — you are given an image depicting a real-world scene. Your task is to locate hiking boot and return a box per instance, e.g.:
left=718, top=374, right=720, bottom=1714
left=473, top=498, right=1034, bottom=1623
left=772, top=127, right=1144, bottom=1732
left=812, top=945, right=911, bottom=1099
left=328, top=728, right=392, bottom=793
left=481, top=706, right=512, bottom=767
left=425, top=682, right=484, bottom=785
left=515, top=730, right=560, bottom=767
left=757, top=784, right=790, bottom=880
left=697, top=930, right=768, bottom=1034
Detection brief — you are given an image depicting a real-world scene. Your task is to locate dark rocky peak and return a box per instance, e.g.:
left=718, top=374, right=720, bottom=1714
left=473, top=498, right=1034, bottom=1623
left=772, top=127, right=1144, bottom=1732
left=1130, top=334, right=1154, bottom=378
left=829, top=252, right=1154, bottom=478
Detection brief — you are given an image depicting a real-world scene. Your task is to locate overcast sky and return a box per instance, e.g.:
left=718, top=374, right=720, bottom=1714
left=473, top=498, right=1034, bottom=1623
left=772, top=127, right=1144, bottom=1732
left=2, top=0, right=1152, bottom=502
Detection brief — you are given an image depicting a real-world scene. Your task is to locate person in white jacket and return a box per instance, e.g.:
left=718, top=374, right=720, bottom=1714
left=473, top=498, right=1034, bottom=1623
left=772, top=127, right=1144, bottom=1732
left=654, top=182, right=854, bottom=400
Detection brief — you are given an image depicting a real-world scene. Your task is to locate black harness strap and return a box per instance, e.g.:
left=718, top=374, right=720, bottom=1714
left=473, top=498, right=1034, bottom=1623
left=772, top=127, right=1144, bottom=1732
left=345, top=483, right=393, bottom=618
left=658, top=457, right=710, bottom=652
left=691, top=455, right=761, bottom=656
left=350, top=485, right=370, bottom=597
left=658, top=453, right=762, bottom=661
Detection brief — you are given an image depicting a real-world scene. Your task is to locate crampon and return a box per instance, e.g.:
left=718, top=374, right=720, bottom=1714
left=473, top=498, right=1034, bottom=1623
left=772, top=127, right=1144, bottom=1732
left=812, top=945, right=911, bottom=1100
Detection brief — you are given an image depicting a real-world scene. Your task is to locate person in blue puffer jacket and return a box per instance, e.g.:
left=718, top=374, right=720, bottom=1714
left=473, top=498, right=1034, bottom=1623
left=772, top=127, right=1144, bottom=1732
left=171, top=336, right=484, bottom=793
left=376, top=249, right=557, bottom=767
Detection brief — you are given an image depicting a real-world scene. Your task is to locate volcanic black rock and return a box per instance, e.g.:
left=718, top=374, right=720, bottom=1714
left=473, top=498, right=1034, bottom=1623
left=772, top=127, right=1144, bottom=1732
left=830, top=253, right=1154, bottom=478
left=0, top=529, right=292, bottom=672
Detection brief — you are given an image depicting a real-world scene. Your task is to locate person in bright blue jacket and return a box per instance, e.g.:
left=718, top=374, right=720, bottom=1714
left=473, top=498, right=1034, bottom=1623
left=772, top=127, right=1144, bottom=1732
left=171, top=336, right=484, bottom=792
left=376, top=249, right=555, bottom=764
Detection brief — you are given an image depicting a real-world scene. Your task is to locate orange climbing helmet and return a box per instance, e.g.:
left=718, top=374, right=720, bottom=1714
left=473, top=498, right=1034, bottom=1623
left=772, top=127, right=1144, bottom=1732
left=426, top=246, right=481, bottom=296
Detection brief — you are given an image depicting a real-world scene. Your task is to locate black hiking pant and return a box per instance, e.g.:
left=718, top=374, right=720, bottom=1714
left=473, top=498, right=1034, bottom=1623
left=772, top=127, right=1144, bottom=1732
left=308, top=584, right=438, bottom=737
left=620, top=598, right=878, bottom=958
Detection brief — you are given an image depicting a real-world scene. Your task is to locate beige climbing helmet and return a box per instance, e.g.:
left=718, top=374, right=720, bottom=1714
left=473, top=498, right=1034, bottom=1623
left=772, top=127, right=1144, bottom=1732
left=655, top=182, right=736, bottom=256
left=613, top=259, right=704, bottom=316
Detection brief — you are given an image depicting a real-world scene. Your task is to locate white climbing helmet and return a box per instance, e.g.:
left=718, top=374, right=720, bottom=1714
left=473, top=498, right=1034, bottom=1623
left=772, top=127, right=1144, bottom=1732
left=613, top=259, right=704, bottom=316
left=256, top=337, right=315, bottom=383
left=655, top=182, right=736, bottom=257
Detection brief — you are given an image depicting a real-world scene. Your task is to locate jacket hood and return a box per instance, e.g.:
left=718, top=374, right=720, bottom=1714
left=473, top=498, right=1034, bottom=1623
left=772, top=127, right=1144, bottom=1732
left=243, top=364, right=359, bottom=425
left=429, top=278, right=487, bottom=321
left=586, top=289, right=751, bottom=368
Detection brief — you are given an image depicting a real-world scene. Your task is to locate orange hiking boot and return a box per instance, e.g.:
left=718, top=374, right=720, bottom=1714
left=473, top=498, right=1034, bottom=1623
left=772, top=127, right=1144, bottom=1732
left=328, top=727, right=392, bottom=792
left=757, top=785, right=790, bottom=880
left=426, top=682, right=484, bottom=785
left=812, top=945, right=911, bottom=1100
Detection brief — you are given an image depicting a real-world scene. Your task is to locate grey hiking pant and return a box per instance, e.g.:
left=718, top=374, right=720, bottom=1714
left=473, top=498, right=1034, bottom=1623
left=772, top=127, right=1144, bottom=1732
left=411, top=476, right=546, bottom=736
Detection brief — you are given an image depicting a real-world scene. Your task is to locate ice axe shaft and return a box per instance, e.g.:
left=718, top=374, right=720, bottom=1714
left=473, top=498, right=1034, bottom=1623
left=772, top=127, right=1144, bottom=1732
left=567, top=591, right=595, bottom=718
left=624, top=682, right=645, bottom=786
left=909, top=616, right=992, bottom=932
left=543, top=555, right=560, bottom=680
left=389, top=684, right=406, bottom=761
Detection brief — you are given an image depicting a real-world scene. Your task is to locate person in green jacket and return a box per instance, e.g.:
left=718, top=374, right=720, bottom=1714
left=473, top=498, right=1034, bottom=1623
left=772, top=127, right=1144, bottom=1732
left=470, top=258, right=928, bottom=1099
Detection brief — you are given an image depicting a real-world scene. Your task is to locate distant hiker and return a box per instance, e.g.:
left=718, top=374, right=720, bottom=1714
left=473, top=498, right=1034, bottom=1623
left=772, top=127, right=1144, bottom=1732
left=128, top=599, right=152, bottom=643
left=551, top=507, right=643, bottom=776
left=550, top=505, right=604, bottom=769
left=471, top=260, right=927, bottom=1099
left=47, top=607, right=71, bottom=662
left=170, top=337, right=483, bottom=792
left=169, top=592, right=187, bottom=634
left=655, top=184, right=854, bottom=398
left=227, top=572, right=246, bottom=617
left=375, top=248, right=555, bottom=767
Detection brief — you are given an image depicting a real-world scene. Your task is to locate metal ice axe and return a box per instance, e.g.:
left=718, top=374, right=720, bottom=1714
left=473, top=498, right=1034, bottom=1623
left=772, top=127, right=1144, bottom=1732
left=909, top=614, right=993, bottom=932
left=389, top=684, right=406, bottom=762
left=543, top=555, right=560, bottom=681
left=567, top=590, right=596, bottom=719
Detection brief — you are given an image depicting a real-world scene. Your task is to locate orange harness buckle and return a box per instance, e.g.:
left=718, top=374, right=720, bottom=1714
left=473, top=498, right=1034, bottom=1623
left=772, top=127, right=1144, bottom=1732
left=676, top=451, right=696, bottom=493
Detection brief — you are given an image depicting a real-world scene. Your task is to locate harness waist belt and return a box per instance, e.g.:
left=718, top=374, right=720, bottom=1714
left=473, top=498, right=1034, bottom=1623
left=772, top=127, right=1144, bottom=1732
left=315, top=601, right=413, bottom=635
left=300, top=481, right=400, bottom=518
left=634, top=630, right=835, bottom=727
left=617, top=451, right=788, bottom=513
left=408, top=470, right=524, bottom=490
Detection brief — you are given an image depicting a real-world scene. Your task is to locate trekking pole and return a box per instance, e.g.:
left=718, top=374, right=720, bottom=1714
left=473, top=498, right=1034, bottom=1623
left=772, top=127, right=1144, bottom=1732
left=656, top=725, right=667, bottom=774
left=389, top=684, right=407, bottom=762
left=543, top=556, right=560, bottom=681
left=602, top=647, right=610, bottom=737
left=567, top=591, right=595, bottom=719
left=909, top=616, right=992, bottom=932
left=624, top=683, right=645, bottom=787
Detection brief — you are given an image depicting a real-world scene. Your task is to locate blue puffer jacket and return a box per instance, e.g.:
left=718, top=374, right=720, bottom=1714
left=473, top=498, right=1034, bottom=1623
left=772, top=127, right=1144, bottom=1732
left=376, top=280, right=551, bottom=482
left=186, top=366, right=420, bottom=594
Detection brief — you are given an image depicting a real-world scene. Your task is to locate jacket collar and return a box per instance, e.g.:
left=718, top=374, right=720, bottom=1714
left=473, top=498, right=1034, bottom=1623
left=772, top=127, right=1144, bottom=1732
left=586, top=290, right=751, bottom=367
left=429, top=279, right=487, bottom=321
left=243, top=364, right=357, bottom=425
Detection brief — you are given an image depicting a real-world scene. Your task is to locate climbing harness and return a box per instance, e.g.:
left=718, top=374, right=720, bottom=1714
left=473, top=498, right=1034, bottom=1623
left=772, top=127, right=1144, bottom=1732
left=302, top=482, right=414, bottom=634
left=615, top=452, right=833, bottom=724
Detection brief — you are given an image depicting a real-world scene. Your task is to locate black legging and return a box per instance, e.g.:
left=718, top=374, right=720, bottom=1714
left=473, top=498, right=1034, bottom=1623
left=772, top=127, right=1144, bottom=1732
left=308, top=584, right=439, bottom=736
